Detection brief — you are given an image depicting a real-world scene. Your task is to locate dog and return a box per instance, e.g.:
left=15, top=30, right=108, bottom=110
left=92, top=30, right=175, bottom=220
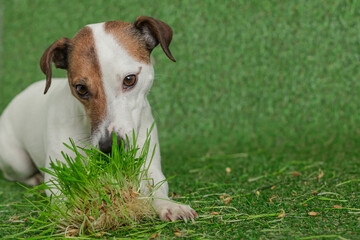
left=0, top=16, right=198, bottom=222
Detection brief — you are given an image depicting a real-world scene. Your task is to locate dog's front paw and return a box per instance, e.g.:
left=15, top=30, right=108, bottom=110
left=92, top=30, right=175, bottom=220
left=153, top=199, right=198, bottom=222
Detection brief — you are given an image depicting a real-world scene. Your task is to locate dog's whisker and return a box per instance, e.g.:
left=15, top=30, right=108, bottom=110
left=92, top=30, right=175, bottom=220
left=75, top=136, right=92, bottom=143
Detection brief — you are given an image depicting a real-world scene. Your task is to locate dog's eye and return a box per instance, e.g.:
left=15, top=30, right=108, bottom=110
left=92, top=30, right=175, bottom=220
left=123, top=74, right=137, bottom=88
left=75, top=84, right=89, bottom=98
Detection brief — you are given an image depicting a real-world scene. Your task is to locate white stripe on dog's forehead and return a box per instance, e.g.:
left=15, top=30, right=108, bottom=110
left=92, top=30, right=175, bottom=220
left=89, top=23, right=137, bottom=101
left=88, top=23, right=154, bottom=135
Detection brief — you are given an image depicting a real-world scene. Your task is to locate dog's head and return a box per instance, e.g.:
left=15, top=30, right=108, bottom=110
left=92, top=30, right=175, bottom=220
left=40, top=16, right=175, bottom=153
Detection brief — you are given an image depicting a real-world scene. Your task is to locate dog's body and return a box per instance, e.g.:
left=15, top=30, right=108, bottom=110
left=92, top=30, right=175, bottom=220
left=0, top=17, right=197, bottom=222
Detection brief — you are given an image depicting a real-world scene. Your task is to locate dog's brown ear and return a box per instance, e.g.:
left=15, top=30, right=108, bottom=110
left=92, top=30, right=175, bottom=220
left=40, top=37, right=70, bottom=94
left=134, top=16, right=175, bottom=62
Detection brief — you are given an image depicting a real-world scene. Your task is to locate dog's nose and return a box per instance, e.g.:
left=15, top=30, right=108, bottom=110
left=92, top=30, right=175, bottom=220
left=98, top=131, right=125, bottom=155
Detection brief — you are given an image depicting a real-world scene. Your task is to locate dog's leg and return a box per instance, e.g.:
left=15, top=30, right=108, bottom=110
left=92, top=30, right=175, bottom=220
left=0, top=133, right=42, bottom=186
left=138, top=122, right=198, bottom=222
left=147, top=166, right=198, bottom=222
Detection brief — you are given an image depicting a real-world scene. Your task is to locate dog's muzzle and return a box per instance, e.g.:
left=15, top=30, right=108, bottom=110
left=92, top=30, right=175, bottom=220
left=98, top=131, right=126, bottom=155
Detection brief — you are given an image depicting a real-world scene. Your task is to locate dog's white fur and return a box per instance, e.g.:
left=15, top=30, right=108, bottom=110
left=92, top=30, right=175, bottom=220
left=0, top=18, right=197, bottom=222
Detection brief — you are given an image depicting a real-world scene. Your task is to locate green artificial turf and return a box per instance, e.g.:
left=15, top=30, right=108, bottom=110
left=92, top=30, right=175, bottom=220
left=0, top=0, right=360, bottom=239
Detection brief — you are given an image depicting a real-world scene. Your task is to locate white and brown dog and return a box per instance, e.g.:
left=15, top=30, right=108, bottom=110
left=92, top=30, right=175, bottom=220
left=0, top=16, right=197, bottom=222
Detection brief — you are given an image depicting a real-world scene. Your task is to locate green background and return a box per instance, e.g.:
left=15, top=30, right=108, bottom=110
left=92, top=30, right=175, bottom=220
left=1, top=0, right=360, bottom=157
left=0, top=0, right=359, bottom=239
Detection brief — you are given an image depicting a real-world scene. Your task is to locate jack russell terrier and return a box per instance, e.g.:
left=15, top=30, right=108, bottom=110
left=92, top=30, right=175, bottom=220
left=0, top=16, right=198, bottom=222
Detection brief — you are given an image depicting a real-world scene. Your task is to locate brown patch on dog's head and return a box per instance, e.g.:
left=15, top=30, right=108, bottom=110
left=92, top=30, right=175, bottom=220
left=105, top=21, right=151, bottom=64
left=40, top=26, right=107, bottom=131
left=105, top=16, right=176, bottom=63
left=66, top=26, right=107, bottom=131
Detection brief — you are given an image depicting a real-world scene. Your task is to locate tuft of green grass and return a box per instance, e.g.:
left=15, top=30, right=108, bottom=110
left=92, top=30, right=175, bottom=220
left=7, top=126, right=163, bottom=238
